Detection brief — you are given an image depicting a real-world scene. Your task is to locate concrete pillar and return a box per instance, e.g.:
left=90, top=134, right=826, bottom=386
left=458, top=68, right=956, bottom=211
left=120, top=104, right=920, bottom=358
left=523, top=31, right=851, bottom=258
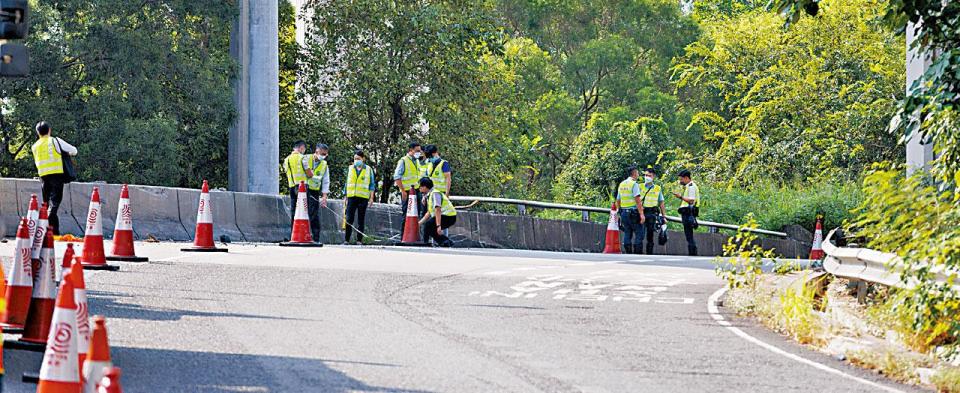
left=229, top=0, right=280, bottom=194
left=905, top=21, right=934, bottom=175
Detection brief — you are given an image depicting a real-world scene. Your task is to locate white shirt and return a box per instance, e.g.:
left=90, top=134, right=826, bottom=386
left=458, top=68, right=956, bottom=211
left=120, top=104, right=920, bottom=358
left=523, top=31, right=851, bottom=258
left=51, top=137, right=78, bottom=156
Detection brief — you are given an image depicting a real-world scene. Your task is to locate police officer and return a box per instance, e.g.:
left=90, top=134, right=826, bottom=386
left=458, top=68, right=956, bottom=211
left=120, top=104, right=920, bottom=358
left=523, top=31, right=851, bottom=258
left=615, top=166, right=643, bottom=254
left=282, top=141, right=313, bottom=227
left=673, top=169, right=699, bottom=256
left=393, top=142, right=426, bottom=238
left=417, top=177, right=456, bottom=247
left=423, top=144, right=452, bottom=196
left=639, top=167, right=666, bottom=255
left=307, top=143, right=331, bottom=241
left=344, top=150, right=377, bottom=245
left=31, top=121, right=78, bottom=235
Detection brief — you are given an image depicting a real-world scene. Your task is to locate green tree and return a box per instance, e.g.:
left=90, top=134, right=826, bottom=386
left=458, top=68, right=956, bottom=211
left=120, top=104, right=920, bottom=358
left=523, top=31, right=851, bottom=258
left=300, top=0, right=501, bottom=202
left=0, top=0, right=236, bottom=187
left=673, top=0, right=904, bottom=185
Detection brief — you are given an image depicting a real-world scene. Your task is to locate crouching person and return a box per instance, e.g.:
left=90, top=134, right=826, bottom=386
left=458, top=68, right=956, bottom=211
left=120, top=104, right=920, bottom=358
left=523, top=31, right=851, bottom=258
left=417, top=177, right=456, bottom=247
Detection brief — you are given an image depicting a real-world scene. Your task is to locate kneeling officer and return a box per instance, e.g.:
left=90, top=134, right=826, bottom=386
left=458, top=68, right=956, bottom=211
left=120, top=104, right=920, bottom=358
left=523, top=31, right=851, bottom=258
left=417, top=177, right=456, bottom=247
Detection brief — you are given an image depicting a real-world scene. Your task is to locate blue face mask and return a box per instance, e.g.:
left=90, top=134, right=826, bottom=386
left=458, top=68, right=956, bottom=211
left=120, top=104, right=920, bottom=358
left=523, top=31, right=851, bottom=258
left=354, top=160, right=363, bottom=168
left=432, top=156, right=441, bottom=163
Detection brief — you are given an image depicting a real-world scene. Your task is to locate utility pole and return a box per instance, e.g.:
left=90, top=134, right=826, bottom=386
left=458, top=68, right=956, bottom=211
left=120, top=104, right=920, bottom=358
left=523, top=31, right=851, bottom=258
left=229, top=0, right=280, bottom=194
left=905, top=21, right=934, bottom=175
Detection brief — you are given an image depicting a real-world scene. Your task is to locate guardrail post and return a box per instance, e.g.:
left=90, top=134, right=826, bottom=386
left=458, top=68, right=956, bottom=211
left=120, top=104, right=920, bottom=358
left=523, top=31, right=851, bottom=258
left=518, top=204, right=526, bottom=216
left=581, top=211, right=589, bottom=222
left=856, top=280, right=868, bottom=304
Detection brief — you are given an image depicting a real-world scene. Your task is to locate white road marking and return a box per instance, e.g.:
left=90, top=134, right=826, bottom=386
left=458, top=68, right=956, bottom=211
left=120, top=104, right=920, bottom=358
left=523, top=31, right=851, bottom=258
left=707, top=287, right=906, bottom=393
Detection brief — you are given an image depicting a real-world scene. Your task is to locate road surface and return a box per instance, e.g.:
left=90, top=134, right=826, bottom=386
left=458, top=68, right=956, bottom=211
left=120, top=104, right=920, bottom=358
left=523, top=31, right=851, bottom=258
left=0, top=241, right=921, bottom=392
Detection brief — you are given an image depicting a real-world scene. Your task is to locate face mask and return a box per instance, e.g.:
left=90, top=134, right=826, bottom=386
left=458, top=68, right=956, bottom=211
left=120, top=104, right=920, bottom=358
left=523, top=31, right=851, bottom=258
left=317, top=154, right=327, bottom=161
left=432, top=156, right=441, bottom=163
left=644, top=176, right=653, bottom=184
left=414, top=152, right=422, bottom=159
left=354, top=160, right=363, bottom=167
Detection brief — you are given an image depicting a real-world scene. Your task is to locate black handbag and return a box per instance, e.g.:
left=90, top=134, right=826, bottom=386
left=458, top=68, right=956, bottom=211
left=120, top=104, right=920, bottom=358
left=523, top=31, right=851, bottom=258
left=54, top=138, right=77, bottom=183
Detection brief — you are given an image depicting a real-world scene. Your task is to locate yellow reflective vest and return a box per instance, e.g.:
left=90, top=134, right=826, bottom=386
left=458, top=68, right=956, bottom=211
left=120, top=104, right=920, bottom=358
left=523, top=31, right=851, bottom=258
left=283, top=152, right=308, bottom=188
left=399, top=155, right=424, bottom=190
left=346, top=165, right=373, bottom=199
left=427, top=159, right=449, bottom=193
left=427, top=189, right=457, bottom=217
left=32, top=136, right=64, bottom=177
left=307, top=157, right=328, bottom=191
left=680, top=182, right=699, bottom=208
left=641, top=184, right=662, bottom=208
left=617, top=178, right=638, bottom=209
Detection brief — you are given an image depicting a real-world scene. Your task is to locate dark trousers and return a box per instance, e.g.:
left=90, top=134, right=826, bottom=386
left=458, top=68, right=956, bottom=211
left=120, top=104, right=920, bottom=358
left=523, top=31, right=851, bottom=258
left=288, top=186, right=299, bottom=228
left=398, top=189, right=424, bottom=238
left=40, top=175, right=65, bottom=235
left=307, top=189, right=321, bottom=240
left=642, top=208, right=659, bottom=255
left=619, top=209, right=642, bottom=254
left=424, top=215, right=456, bottom=247
left=345, top=197, right=369, bottom=243
left=682, top=214, right=698, bottom=256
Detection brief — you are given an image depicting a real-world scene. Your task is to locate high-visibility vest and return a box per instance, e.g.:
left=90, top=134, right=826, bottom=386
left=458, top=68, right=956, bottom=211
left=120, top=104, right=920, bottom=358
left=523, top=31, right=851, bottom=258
left=680, top=182, right=699, bottom=208
left=427, top=190, right=457, bottom=217
left=346, top=165, right=373, bottom=199
left=641, top=184, right=662, bottom=208
left=427, top=159, right=449, bottom=193
left=399, top=155, right=424, bottom=190
left=307, top=157, right=328, bottom=191
left=32, top=136, right=64, bottom=177
left=617, top=178, right=638, bottom=209
left=283, top=152, right=308, bottom=188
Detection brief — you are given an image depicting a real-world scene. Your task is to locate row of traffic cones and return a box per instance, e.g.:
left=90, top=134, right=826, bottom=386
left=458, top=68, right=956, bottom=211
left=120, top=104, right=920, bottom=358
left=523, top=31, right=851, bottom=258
left=3, top=217, right=123, bottom=391
left=599, top=204, right=829, bottom=259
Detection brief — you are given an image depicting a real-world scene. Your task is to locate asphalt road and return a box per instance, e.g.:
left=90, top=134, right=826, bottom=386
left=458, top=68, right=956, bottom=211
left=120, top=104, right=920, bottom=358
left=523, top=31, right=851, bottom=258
left=0, top=241, right=924, bottom=392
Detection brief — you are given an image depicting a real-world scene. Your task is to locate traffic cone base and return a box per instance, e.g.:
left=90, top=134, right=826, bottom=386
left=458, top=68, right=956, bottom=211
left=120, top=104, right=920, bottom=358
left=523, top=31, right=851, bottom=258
left=82, top=264, right=121, bottom=271
left=280, top=182, right=323, bottom=247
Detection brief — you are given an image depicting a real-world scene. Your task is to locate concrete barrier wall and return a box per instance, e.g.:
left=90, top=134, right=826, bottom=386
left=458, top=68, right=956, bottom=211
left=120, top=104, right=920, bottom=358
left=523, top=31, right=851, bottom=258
left=0, top=178, right=810, bottom=257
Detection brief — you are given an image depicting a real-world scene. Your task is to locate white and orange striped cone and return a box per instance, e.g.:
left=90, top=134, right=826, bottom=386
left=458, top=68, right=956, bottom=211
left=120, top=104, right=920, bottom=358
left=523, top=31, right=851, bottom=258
left=96, top=367, right=122, bottom=393
left=32, top=201, right=50, bottom=261
left=280, top=181, right=322, bottom=247
left=36, top=276, right=81, bottom=393
left=809, top=215, right=825, bottom=260
left=26, top=194, right=40, bottom=257
left=398, top=192, right=427, bottom=246
left=79, top=188, right=118, bottom=271
left=182, top=180, right=227, bottom=252
left=82, top=316, right=112, bottom=393
left=106, top=185, right=148, bottom=262
left=10, top=227, right=59, bottom=351
left=69, top=260, right=91, bottom=368
left=602, top=203, right=622, bottom=254
left=2, top=218, right=34, bottom=329
left=57, top=244, right=76, bottom=284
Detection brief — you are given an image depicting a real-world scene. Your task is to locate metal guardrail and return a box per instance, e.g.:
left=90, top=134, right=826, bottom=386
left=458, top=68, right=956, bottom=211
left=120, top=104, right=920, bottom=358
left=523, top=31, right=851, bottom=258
left=448, top=195, right=789, bottom=238
left=822, top=228, right=960, bottom=294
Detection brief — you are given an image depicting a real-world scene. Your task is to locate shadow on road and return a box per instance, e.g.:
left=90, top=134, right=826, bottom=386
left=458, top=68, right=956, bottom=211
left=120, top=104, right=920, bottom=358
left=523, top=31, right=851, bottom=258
left=87, top=290, right=318, bottom=323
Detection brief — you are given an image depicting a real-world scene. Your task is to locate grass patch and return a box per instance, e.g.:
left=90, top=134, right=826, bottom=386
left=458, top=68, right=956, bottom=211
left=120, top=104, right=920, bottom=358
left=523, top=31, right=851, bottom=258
left=847, top=349, right=932, bottom=385
left=933, top=367, right=960, bottom=393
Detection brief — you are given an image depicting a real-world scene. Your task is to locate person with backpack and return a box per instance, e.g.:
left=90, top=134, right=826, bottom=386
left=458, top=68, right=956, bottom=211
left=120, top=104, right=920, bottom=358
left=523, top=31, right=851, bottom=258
left=31, top=121, right=78, bottom=235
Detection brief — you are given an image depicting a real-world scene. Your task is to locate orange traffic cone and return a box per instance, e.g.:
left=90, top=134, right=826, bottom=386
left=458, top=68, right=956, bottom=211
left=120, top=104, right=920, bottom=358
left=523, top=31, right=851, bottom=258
left=2, top=218, right=34, bottom=329
left=69, top=260, right=91, bottom=368
left=602, top=203, right=622, bottom=254
left=182, top=180, right=227, bottom=252
left=809, top=215, right=825, bottom=260
left=96, top=367, right=123, bottom=393
left=57, top=244, right=76, bottom=284
left=37, top=276, right=81, bottom=393
left=26, top=195, right=40, bottom=257
left=82, top=316, right=112, bottom=393
left=32, top=202, right=50, bottom=261
left=80, top=188, right=118, bottom=271
left=16, top=227, right=58, bottom=350
left=280, top=181, right=322, bottom=247
left=398, top=193, right=425, bottom=246
left=106, top=185, right=148, bottom=262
